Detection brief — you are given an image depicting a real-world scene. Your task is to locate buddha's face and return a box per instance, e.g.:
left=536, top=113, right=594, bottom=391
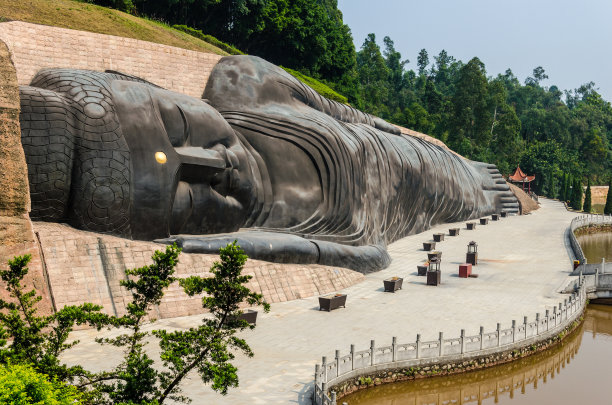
left=110, top=80, right=259, bottom=239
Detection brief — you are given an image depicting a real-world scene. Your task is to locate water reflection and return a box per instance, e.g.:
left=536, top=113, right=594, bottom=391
left=343, top=305, right=612, bottom=405
left=576, top=232, right=612, bottom=263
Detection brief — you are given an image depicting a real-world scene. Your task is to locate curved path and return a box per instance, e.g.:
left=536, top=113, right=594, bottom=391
left=63, top=199, right=579, bottom=404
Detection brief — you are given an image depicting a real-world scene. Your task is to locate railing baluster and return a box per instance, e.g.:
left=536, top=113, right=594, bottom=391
left=370, top=340, right=375, bottom=366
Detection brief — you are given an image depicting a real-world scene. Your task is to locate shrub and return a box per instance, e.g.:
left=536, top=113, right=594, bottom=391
left=583, top=178, right=592, bottom=213
left=172, top=25, right=244, bottom=55
left=0, top=363, right=82, bottom=405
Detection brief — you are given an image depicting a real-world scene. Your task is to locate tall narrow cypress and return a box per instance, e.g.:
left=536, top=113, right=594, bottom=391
left=558, top=172, right=566, bottom=201
left=604, top=178, right=612, bottom=215
left=547, top=168, right=555, bottom=198
left=583, top=178, right=592, bottom=213
left=572, top=179, right=583, bottom=211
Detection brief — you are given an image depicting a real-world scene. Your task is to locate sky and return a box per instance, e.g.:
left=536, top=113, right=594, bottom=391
left=337, top=0, right=612, bottom=101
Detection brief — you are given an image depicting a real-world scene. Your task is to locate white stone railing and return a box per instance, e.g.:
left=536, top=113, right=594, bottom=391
left=312, top=281, right=587, bottom=405
left=569, top=213, right=612, bottom=265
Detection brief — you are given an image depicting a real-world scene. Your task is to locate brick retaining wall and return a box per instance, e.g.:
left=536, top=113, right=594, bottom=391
left=0, top=21, right=222, bottom=98
left=34, top=222, right=364, bottom=320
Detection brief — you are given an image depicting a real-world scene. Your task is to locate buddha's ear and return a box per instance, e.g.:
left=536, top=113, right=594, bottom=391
left=20, top=85, right=76, bottom=221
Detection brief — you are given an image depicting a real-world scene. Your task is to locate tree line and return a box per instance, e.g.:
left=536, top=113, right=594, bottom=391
left=87, top=0, right=611, bottom=199
left=350, top=36, right=611, bottom=196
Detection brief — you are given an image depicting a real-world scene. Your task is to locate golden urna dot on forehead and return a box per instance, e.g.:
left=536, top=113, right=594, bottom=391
left=155, top=151, right=167, bottom=164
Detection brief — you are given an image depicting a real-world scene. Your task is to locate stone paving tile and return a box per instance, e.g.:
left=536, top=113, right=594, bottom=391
left=63, top=199, right=579, bottom=404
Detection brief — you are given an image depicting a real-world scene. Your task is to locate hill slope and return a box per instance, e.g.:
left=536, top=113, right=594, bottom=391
left=0, top=0, right=227, bottom=55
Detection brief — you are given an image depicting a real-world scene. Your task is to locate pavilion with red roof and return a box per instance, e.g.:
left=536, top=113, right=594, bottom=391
left=508, top=166, right=535, bottom=193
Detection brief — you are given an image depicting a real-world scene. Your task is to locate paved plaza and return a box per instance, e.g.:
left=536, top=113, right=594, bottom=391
left=64, top=199, right=579, bottom=404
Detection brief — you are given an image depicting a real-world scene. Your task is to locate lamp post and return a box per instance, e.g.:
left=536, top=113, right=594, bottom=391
left=466, top=241, right=478, bottom=265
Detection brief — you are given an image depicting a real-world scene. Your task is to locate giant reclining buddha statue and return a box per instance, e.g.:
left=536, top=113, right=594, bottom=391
left=19, top=55, right=519, bottom=272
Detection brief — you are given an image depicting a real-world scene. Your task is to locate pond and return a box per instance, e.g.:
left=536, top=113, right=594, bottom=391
left=341, top=305, right=612, bottom=405
left=576, top=231, right=612, bottom=263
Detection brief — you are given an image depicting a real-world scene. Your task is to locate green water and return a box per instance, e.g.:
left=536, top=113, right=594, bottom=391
left=341, top=305, right=612, bottom=405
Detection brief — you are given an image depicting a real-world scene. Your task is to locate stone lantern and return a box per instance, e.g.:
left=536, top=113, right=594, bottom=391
left=427, top=257, right=441, bottom=286
left=466, top=241, right=478, bottom=265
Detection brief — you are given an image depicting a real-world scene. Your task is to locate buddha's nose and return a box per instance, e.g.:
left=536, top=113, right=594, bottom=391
left=174, top=146, right=226, bottom=183
left=175, top=146, right=226, bottom=170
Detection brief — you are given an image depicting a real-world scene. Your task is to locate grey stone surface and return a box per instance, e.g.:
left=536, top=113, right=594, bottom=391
left=19, top=56, right=518, bottom=272
left=62, top=198, right=578, bottom=404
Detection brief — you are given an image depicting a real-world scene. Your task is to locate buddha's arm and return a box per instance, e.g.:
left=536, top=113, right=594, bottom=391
left=157, top=231, right=390, bottom=274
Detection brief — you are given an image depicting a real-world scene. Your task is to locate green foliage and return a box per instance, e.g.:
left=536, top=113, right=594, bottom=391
left=133, top=0, right=356, bottom=85
left=358, top=376, right=373, bottom=385
left=547, top=168, right=556, bottom=198
left=0, top=363, right=83, bottom=405
left=92, top=242, right=269, bottom=403
left=559, top=172, right=567, bottom=201
left=0, top=255, right=111, bottom=384
left=281, top=67, right=348, bottom=104
left=81, top=0, right=135, bottom=13
left=605, top=179, right=612, bottom=215
left=172, top=25, right=244, bottom=55
left=584, top=178, right=592, bottom=212
left=356, top=33, right=390, bottom=115
left=571, top=179, right=584, bottom=211
left=1, top=243, right=269, bottom=404
left=153, top=241, right=269, bottom=402
left=94, top=245, right=182, bottom=404
left=448, top=58, right=490, bottom=155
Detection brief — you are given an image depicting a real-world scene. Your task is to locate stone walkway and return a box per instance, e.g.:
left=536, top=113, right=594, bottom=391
left=63, top=199, right=579, bottom=404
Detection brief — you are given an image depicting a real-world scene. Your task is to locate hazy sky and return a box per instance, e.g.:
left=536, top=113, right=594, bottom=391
left=337, top=0, right=612, bottom=101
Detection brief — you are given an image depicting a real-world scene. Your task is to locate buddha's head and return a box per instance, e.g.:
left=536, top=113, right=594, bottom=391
left=21, top=70, right=262, bottom=239
left=111, top=80, right=263, bottom=239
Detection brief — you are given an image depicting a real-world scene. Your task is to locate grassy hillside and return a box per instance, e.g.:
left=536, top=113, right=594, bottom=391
left=0, top=0, right=228, bottom=55
left=0, top=0, right=350, bottom=104
left=281, top=67, right=348, bottom=104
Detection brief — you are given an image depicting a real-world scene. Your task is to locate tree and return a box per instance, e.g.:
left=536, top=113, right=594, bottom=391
left=356, top=33, right=390, bottom=115
left=417, top=48, right=429, bottom=76
left=0, top=255, right=110, bottom=386
left=547, top=168, right=556, bottom=198
left=448, top=57, right=489, bottom=156
left=525, top=66, right=548, bottom=86
left=605, top=178, right=612, bottom=215
left=0, top=243, right=269, bottom=404
left=583, top=178, right=592, bottom=212
left=571, top=178, right=583, bottom=211
left=565, top=174, right=573, bottom=203
left=558, top=171, right=566, bottom=200
left=94, top=242, right=270, bottom=404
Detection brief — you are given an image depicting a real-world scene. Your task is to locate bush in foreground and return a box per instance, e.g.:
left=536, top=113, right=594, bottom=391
left=0, top=242, right=269, bottom=404
left=0, top=363, right=83, bottom=405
